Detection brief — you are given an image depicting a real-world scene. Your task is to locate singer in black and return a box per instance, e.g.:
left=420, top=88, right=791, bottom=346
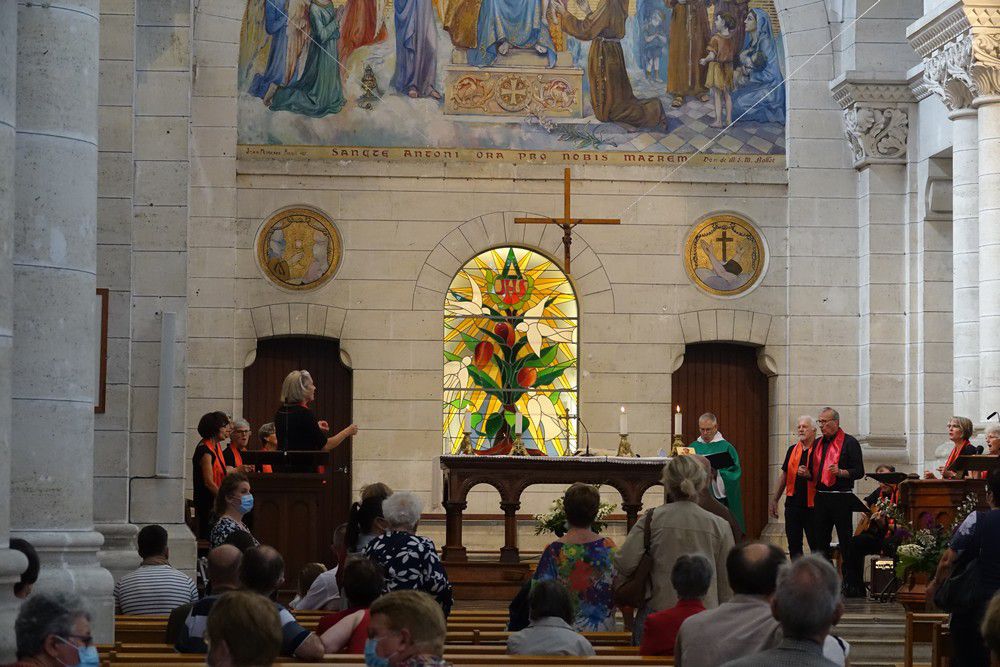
left=274, top=370, right=358, bottom=451
left=811, top=407, right=865, bottom=570
left=769, top=415, right=820, bottom=559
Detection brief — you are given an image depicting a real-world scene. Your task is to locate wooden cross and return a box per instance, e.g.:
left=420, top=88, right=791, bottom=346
left=514, top=168, right=619, bottom=274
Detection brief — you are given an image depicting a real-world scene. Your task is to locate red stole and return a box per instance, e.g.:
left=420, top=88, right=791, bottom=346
left=786, top=441, right=817, bottom=507
left=227, top=446, right=243, bottom=469
left=815, top=429, right=846, bottom=487
left=944, top=440, right=970, bottom=472
left=207, top=439, right=226, bottom=488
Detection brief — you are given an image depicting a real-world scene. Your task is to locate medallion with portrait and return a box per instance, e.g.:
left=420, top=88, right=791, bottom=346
left=684, top=213, right=767, bottom=297
left=257, top=208, right=342, bottom=290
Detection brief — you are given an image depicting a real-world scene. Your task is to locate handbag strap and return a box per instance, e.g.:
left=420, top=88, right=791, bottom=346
left=642, top=510, right=654, bottom=554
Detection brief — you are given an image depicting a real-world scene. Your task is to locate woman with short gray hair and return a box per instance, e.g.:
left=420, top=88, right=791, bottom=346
left=14, top=591, right=98, bottom=666
left=986, top=423, right=1000, bottom=456
left=616, top=455, right=734, bottom=644
left=363, top=491, right=454, bottom=615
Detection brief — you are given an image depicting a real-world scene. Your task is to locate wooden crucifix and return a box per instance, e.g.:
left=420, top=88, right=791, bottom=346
left=514, top=168, right=619, bottom=274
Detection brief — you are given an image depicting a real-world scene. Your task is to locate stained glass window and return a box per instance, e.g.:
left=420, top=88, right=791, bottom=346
left=444, top=247, right=578, bottom=456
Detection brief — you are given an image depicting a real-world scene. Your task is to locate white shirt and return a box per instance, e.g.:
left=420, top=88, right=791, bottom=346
left=289, top=567, right=341, bottom=610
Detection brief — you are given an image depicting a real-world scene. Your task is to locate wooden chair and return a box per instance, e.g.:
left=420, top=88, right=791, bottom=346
left=931, top=620, right=951, bottom=667
left=905, top=612, right=949, bottom=667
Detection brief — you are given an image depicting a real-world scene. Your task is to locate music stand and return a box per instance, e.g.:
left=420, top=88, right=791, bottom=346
left=951, top=454, right=1000, bottom=475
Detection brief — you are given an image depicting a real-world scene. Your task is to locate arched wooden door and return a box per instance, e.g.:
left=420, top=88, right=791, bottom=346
left=243, top=336, right=353, bottom=574
left=671, top=343, right=769, bottom=538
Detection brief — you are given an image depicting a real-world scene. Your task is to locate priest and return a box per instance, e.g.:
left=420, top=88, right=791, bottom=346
left=690, top=412, right=745, bottom=531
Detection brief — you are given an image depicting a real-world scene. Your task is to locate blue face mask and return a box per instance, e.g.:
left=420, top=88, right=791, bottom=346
left=240, top=493, right=254, bottom=514
left=364, top=638, right=392, bottom=667
left=57, top=637, right=100, bottom=667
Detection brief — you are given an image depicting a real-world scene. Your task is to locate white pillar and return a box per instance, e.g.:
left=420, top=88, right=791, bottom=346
left=0, top=2, right=28, bottom=661
left=11, top=0, right=114, bottom=641
left=977, top=96, right=1000, bottom=422
left=950, top=108, right=980, bottom=421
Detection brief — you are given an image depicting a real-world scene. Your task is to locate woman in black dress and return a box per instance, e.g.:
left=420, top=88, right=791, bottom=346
left=192, top=411, right=231, bottom=539
left=275, top=370, right=358, bottom=451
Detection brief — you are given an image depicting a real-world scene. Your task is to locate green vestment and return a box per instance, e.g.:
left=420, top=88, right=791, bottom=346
left=690, top=438, right=745, bottom=531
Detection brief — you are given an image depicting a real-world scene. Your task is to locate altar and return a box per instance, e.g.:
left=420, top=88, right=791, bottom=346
left=439, top=455, right=667, bottom=564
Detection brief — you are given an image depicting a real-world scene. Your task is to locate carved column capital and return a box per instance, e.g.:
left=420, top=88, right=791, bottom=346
left=965, top=3, right=1000, bottom=97
left=923, top=34, right=980, bottom=111
left=831, top=75, right=913, bottom=169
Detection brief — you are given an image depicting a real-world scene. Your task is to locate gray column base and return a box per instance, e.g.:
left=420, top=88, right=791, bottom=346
left=11, top=529, right=115, bottom=643
left=96, top=522, right=139, bottom=583
left=0, top=547, right=28, bottom=662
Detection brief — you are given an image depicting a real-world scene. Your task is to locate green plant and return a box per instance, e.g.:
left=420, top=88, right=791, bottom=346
left=893, top=492, right=978, bottom=580
left=533, top=492, right=617, bottom=536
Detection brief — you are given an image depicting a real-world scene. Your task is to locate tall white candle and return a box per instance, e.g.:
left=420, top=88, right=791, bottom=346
left=674, top=405, right=682, bottom=436
left=516, top=411, right=523, bottom=435
left=620, top=405, right=628, bottom=435
left=464, top=409, right=472, bottom=434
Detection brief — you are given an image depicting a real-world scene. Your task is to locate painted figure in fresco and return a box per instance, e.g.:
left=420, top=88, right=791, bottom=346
left=696, top=238, right=753, bottom=291
left=392, top=0, right=441, bottom=98
left=268, top=0, right=346, bottom=116
left=713, top=0, right=748, bottom=62
left=554, top=0, right=666, bottom=129
left=731, top=8, right=785, bottom=123
left=248, top=0, right=290, bottom=98
left=339, top=0, right=388, bottom=65
left=466, top=0, right=557, bottom=67
left=665, top=0, right=710, bottom=107
left=285, top=0, right=312, bottom=84
left=642, top=11, right=668, bottom=80
left=699, top=12, right=736, bottom=128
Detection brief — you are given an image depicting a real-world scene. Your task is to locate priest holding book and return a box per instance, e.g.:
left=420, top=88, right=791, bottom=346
left=690, top=413, right=745, bottom=532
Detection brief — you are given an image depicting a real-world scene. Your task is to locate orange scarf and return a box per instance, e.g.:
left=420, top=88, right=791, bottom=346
left=207, top=439, right=226, bottom=488
left=815, top=429, right=846, bottom=487
left=227, top=446, right=243, bottom=469
left=786, top=441, right=817, bottom=507
left=944, top=440, right=970, bottom=474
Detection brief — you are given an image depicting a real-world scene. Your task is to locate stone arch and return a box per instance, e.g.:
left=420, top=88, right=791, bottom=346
left=237, top=303, right=351, bottom=368
left=411, top=211, right=615, bottom=313
left=673, top=309, right=779, bottom=377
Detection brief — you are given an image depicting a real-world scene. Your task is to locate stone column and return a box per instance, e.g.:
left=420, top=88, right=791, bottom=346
left=11, top=0, right=114, bottom=642
left=0, top=3, right=28, bottom=661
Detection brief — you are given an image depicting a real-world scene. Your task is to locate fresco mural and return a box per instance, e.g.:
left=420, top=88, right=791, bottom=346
left=238, top=0, right=786, bottom=165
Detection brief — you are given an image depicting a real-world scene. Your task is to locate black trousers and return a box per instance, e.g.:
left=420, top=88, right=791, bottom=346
left=843, top=531, right=880, bottom=589
left=784, top=504, right=819, bottom=559
left=812, top=493, right=854, bottom=561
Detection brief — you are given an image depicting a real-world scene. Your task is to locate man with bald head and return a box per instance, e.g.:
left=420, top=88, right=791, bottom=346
left=675, top=542, right=786, bottom=667
left=166, top=545, right=242, bottom=643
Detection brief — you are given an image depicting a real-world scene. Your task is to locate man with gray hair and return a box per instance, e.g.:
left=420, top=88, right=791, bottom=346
left=769, top=415, right=820, bottom=558
left=13, top=591, right=97, bottom=665
left=690, top=412, right=745, bottom=532
left=721, top=555, right=843, bottom=666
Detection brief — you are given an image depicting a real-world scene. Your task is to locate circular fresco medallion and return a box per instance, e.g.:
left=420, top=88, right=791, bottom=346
left=257, top=208, right=341, bottom=290
left=684, top=213, right=767, bottom=297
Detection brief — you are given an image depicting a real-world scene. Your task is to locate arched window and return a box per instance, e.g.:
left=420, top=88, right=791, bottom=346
left=443, top=247, right=578, bottom=456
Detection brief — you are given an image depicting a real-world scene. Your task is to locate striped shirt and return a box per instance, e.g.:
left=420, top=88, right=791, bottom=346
left=114, top=564, right=199, bottom=615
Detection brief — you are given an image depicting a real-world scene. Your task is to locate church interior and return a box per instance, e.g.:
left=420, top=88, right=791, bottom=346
left=1, top=0, right=1000, bottom=663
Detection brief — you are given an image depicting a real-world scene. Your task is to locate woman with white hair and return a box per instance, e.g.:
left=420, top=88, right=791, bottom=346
left=986, top=424, right=1000, bottom=456
left=274, top=370, right=358, bottom=451
left=363, top=491, right=454, bottom=615
left=616, top=455, right=734, bottom=643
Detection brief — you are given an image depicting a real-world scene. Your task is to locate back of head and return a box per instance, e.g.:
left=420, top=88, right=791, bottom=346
left=297, top=562, right=327, bottom=598
left=382, top=491, right=423, bottom=531
left=663, top=455, right=707, bottom=501
left=206, top=590, right=282, bottom=667
left=223, top=530, right=256, bottom=553
left=981, top=592, right=1000, bottom=657
left=528, top=580, right=573, bottom=624
left=342, top=557, right=385, bottom=608
left=15, top=591, right=90, bottom=660
left=671, top=553, right=714, bottom=600
left=10, top=538, right=40, bottom=598
left=208, top=545, right=243, bottom=590
left=360, top=482, right=393, bottom=502
left=773, top=555, right=841, bottom=640
left=347, top=496, right=385, bottom=551
left=280, top=370, right=312, bottom=405
left=240, top=546, right=285, bottom=596
left=726, top=542, right=787, bottom=596
left=370, top=590, right=447, bottom=656
left=563, top=483, right=601, bottom=529
left=137, top=524, right=169, bottom=560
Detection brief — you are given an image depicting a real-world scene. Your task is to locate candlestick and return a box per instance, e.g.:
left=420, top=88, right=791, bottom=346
left=674, top=405, right=682, bottom=437
left=619, top=405, right=628, bottom=435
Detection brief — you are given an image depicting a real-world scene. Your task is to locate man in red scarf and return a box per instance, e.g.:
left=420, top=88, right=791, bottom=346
left=769, top=415, right=819, bottom=559
left=812, top=407, right=864, bottom=586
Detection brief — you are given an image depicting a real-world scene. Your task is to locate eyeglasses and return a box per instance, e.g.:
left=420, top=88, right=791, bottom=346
left=62, top=634, right=94, bottom=647
left=234, top=429, right=251, bottom=434
left=816, top=419, right=834, bottom=424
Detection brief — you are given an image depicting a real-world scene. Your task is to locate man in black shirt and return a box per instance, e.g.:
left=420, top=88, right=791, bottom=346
left=811, top=407, right=864, bottom=569
left=769, top=416, right=820, bottom=558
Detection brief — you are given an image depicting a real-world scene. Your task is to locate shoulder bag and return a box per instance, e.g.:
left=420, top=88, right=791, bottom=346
left=613, top=510, right=655, bottom=608
left=933, top=511, right=986, bottom=612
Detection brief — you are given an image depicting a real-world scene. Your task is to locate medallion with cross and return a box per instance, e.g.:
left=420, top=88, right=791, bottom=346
left=514, top=168, right=619, bottom=274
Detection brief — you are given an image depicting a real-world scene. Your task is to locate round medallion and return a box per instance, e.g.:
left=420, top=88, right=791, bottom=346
left=684, top=213, right=767, bottom=297
left=256, top=207, right=341, bottom=290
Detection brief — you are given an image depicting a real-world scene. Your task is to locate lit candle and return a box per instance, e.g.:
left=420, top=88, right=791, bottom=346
left=674, top=405, right=682, bottom=436
left=620, top=405, right=628, bottom=435
left=515, top=411, right=523, bottom=435
left=464, top=409, right=472, bottom=434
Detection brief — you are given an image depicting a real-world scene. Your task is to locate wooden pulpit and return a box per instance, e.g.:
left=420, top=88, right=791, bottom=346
left=897, top=478, right=988, bottom=528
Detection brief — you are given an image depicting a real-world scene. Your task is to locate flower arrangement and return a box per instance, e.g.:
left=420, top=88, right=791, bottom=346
left=534, top=493, right=618, bottom=536
left=892, top=492, right=978, bottom=580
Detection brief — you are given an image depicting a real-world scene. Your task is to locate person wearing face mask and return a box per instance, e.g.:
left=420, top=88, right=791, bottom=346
left=364, top=590, right=451, bottom=667
left=11, top=591, right=99, bottom=667
left=209, top=472, right=260, bottom=549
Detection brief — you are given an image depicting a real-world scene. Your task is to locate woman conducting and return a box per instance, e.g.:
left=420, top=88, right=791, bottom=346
left=275, top=370, right=358, bottom=451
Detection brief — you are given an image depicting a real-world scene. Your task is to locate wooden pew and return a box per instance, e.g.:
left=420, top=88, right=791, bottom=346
left=107, top=642, right=641, bottom=657
left=106, top=653, right=672, bottom=665
left=905, top=612, right=949, bottom=667
left=931, top=620, right=951, bottom=667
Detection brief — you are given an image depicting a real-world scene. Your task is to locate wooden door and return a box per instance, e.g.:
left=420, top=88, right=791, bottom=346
left=242, top=337, right=352, bottom=567
left=671, top=343, right=769, bottom=538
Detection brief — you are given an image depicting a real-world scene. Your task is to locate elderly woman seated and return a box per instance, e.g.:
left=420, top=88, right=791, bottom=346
left=507, top=580, right=596, bottom=656
left=363, top=491, right=453, bottom=615
left=12, top=591, right=98, bottom=667
left=366, top=590, right=450, bottom=667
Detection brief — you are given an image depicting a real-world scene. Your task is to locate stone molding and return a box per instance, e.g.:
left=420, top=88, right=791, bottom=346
left=248, top=303, right=347, bottom=342
left=831, top=75, right=913, bottom=168
left=677, top=309, right=773, bottom=346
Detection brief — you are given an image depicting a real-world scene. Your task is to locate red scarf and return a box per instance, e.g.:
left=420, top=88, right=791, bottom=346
left=786, top=441, right=817, bottom=507
left=207, top=439, right=226, bottom=488
left=944, top=439, right=970, bottom=473
left=227, top=446, right=243, bottom=469
left=815, top=429, right=846, bottom=487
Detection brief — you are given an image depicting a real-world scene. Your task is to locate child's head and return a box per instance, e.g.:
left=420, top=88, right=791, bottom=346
left=671, top=553, right=713, bottom=600
left=650, top=10, right=663, bottom=25
left=297, top=562, right=327, bottom=598
left=716, top=11, right=737, bottom=30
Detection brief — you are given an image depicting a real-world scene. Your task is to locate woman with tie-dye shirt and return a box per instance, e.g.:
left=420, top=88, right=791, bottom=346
left=532, top=483, right=617, bottom=631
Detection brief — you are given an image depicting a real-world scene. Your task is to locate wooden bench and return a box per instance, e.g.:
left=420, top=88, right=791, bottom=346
left=905, top=612, right=949, bottom=667
left=931, top=620, right=951, bottom=667
left=105, top=653, right=671, bottom=665
left=105, top=642, right=642, bottom=657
